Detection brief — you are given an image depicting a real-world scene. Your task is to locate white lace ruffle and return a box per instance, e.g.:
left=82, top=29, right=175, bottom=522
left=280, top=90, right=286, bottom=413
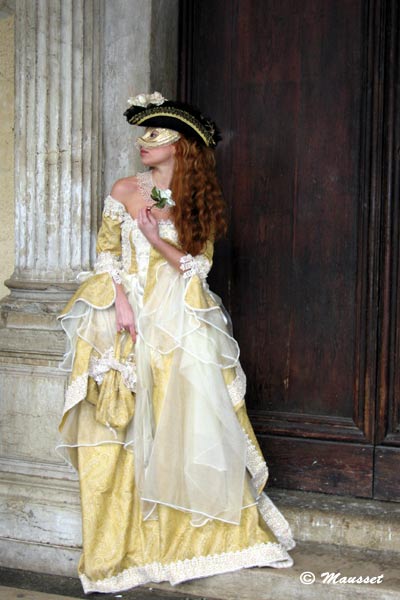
left=88, top=347, right=137, bottom=392
left=258, top=493, right=296, bottom=551
left=94, top=251, right=122, bottom=284
left=121, top=219, right=133, bottom=273
left=180, top=253, right=211, bottom=280
left=137, top=170, right=154, bottom=200
left=228, top=363, right=247, bottom=406
left=64, top=373, right=88, bottom=413
left=103, top=196, right=126, bottom=222
left=245, top=433, right=269, bottom=493
left=120, top=215, right=178, bottom=283
left=80, top=539, right=293, bottom=593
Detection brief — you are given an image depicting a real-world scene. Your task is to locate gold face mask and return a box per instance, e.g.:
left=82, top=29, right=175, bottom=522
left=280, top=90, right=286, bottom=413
left=136, top=127, right=181, bottom=148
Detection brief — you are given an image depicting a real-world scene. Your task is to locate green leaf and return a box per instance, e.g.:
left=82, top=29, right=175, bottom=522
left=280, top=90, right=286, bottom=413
left=150, top=186, right=161, bottom=202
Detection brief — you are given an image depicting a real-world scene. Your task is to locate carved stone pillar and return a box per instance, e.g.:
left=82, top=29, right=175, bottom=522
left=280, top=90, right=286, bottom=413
left=9, top=0, right=101, bottom=293
left=0, top=0, right=103, bottom=574
left=0, top=0, right=179, bottom=576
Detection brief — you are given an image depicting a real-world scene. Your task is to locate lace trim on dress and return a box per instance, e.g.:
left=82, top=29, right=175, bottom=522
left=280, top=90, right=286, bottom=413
left=94, top=251, right=122, bottom=284
left=258, top=493, right=296, bottom=551
left=103, top=196, right=126, bottom=222
left=180, top=254, right=211, bottom=280
left=64, top=373, right=88, bottom=413
left=158, top=219, right=179, bottom=243
left=89, top=347, right=137, bottom=392
left=121, top=218, right=133, bottom=273
left=227, top=363, right=247, bottom=407
left=127, top=218, right=179, bottom=288
left=79, top=540, right=293, bottom=593
left=245, top=433, right=269, bottom=493
left=131, top=220, right=152, bottom=286
left=136, top=170, right=154, bottom=200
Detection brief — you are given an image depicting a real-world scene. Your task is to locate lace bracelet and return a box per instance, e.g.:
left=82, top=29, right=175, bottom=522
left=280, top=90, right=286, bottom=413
left=94, top=251, right=122, bottom=284
left=179, top=254, right=211, bottom=281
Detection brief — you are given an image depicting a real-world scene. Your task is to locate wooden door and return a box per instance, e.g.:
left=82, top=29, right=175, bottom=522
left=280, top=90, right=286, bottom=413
left=179, top=0, right=400, bottom=499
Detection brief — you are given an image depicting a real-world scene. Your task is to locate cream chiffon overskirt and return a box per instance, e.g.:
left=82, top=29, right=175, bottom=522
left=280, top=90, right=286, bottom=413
left=58, top=263, right=295, bottom=593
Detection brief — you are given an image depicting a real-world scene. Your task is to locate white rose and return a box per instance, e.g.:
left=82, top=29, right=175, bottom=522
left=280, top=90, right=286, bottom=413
left=137, top=94, right=147, bottom=105
left=149, top=91, right=166, bottom=106
left=127, top=94, right=147, bottom=107
left=127, top=91, right=166, bottom=108
left=161, top=189, right=175, bottom=207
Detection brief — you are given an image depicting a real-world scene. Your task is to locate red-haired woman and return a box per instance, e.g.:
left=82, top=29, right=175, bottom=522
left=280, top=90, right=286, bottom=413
left=57, top=93, right=295, bottom=594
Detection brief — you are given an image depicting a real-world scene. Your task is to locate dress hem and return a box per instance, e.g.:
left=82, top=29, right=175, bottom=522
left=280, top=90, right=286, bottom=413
left=79, top=541, right=294, bottom=594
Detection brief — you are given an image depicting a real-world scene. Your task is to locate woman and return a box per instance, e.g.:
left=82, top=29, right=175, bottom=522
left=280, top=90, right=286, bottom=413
left=57, top=92, right=295, bottom=594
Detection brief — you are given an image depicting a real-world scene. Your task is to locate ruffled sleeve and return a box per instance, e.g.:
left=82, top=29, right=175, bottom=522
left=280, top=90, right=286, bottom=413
left=58, top=196, right=128, bottom=373
left=93, top=196, right=126, bottom=284
left=59, top=196, right=126, bottom=318
left=179, top=238, right=213, bottom=281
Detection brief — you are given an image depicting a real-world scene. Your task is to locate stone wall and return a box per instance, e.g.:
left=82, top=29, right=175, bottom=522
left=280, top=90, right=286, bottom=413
left=102, top=0, right=179, bottom=193
left=0, top=14, right=14, bottom=299
left=0, top=0, right=178, bottom=576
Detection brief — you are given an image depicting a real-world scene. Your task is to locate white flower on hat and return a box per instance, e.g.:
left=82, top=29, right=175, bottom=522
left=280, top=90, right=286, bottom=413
left=127, top=91, right=166, bottom=107
left=148, top=91, right=165, bottom=105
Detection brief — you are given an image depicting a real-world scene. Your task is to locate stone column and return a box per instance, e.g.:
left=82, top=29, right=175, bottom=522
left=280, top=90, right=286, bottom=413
left=0, top=0, right=179, bottom=576
left=102, top=0, right=179, bottom=192
left=9, top=0, right=102, bottom=292
left=0, top=0, right=103, bottom=574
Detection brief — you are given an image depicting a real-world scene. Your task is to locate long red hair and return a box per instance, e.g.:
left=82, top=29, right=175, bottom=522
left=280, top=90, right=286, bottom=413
left=170, top=137, right=227, bottom=256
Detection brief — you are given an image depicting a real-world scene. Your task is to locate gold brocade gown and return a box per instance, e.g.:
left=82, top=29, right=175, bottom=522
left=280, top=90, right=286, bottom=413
left=57, top=172, right=295, bottom=594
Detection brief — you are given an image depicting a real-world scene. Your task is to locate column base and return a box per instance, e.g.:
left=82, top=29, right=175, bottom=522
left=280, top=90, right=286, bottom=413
left=0, top=465, right=81, bottom=577
left=0, top=291, right=70, bottom=361
left=0, top=281, right=78, bottom=574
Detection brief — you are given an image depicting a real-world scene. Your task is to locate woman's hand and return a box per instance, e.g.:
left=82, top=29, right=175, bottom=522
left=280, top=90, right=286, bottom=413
left=137, top=207, right=188, bottom=274
left=115, top=284, right=137, bottom=342
left=137, top=207, right=160, bottom=245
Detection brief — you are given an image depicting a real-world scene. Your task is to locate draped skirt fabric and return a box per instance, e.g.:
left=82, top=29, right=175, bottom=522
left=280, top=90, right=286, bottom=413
left=58, top=264, right=295, bottom=594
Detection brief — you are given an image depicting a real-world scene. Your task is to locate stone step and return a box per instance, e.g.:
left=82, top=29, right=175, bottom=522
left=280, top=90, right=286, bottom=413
left=150, top=541, right=400, bottom=600
left=268, top=488, right=400, bottom=553
left=1, top=542, right=398, bottom=600
left=2, top=483, right=399, bottom=596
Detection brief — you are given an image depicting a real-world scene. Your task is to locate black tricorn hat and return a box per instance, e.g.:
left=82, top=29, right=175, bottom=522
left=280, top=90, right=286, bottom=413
left=124, top=93, right=221, bottom=148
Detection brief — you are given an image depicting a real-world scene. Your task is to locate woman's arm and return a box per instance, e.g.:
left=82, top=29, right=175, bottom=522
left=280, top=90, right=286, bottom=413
left=95, top=192, right=137, bottom=342
left=115, top=283, right=137, bottom=342
left=137, top=207, right=214, bottom=281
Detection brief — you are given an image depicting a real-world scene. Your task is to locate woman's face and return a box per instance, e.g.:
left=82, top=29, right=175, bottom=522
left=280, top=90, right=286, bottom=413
left=137, top=127, right=178, bottom=168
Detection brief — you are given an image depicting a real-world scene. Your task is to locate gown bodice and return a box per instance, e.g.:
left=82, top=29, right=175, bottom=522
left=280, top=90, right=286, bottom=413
left=102, top=193, right=179, bottom=303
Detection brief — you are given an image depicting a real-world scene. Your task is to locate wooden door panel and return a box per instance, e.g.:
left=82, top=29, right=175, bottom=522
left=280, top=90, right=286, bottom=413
left=179, top=0, right=398, bottom=497
left=374, top=448, right=400, bottom=501
left=374, top=0, right=400, bottom=499
left=263, top=436, right=373, bottom=497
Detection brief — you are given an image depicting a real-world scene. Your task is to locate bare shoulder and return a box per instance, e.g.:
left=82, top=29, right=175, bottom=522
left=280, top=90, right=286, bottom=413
left=110, top=176, right=140, bottom=206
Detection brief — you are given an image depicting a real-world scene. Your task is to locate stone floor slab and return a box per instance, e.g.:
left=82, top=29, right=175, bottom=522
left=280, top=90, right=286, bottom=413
left=151, top=542, right=400, bottom=600
left=0, top=587, right=82, bottom=600
left=1, top=541, right=400, bottom=600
